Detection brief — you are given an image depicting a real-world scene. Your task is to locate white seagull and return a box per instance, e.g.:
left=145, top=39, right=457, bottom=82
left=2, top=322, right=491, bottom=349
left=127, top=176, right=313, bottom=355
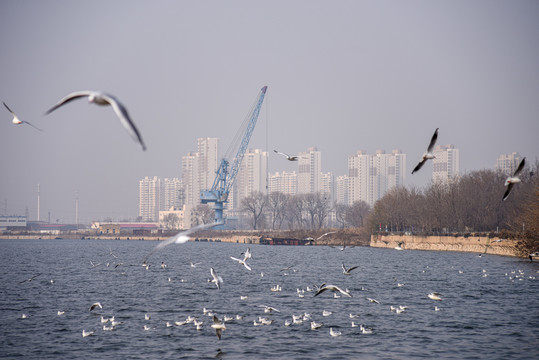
left=412, top=128, right=439, bottom=174
left=428, top=292, right=443, bottom=301
left=330, top=328, right=342, bottom=337
left=274, top=150, right=299, bottom=161
left=45, top=90, right=146, bottom=151
left=82, top=330, right=94, bottom=337
left=260, top=305, right=280, bottom=313
left=503, top=157, right=526, bottom=201
left=143, top=221, right=222, bottom=262
left=314, top=284, right=352, bottom=298
left=211, top=315, right=226, bottom=340
left=305, top=231, right=337, bottom=241
left=89, top=302, right=103, bottom=311
left=342, top=263, right=359, bottom=275
left=230, top=248, right=252, bottom=271
left=210, top=268, right=223, bottom=289
left=3, top=102, right=42, bottom=131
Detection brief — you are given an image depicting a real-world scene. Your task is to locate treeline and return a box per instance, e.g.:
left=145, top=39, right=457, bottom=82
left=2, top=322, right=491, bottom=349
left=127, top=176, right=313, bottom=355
left=368, top=165, right=538, bottom=237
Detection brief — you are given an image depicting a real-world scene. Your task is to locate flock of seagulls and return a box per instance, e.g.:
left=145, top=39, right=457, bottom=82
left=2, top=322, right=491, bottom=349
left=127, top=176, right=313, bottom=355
left=4, top=90, right=146, bottom=150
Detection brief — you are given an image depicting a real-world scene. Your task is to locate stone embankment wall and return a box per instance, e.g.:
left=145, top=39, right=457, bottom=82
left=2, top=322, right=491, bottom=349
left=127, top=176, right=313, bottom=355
left=370, top=234, right=518, bottom=257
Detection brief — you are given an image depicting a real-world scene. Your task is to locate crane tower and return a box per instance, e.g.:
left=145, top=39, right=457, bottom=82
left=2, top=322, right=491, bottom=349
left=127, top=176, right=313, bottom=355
left=200, top=86, right=267, bottom=225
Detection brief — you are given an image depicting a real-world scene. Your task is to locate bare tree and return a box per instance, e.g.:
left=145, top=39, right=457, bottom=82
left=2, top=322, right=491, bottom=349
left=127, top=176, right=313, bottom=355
left=241, top=191, right=267, bottom=230
left=191, top=204, right=215, bottom=225
left=161, top=213, right=180, bottom=230
left=334, top=203, right=349, bottom=229
left=267, top=192, right=288, bottom=230
left=345, top=200, right=371, bottom=228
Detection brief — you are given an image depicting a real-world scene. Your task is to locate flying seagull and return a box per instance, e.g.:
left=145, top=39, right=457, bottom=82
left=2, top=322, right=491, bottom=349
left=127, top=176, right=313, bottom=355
left=274, top=150, right=299, bottom=161
left=45, top=91, right=146, bottom=151
left=143, top=221, right=222, bottom=262
left=305, top=231, right=337, bottom=241
left=503, top=157, right=526, bottom=201
left=428, top=292, right=443, bottom=301
left=230, top=248, right=252, bottom=271
left=314, top=284, right=352, bottom=298
left=412, top=128, right=439, bottom=174
left=210, top=267, right=223, bottom=289
left=211, top=315, right=226, bottom=340
left=89, top=302, right=103, bottom=311
left=342, top=263, right=359, bottom=275
left=3, top=102, right=42, bottom=131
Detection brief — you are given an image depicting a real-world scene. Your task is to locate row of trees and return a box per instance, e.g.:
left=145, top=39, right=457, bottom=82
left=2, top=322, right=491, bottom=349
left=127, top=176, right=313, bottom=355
left=368, top=166, right=538, bottom=235
left=240, top=191, right=371, bottom=230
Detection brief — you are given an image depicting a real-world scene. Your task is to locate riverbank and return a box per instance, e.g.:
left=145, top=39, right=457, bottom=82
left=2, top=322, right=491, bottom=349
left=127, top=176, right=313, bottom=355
left=370, top=234, right=519, bottom=257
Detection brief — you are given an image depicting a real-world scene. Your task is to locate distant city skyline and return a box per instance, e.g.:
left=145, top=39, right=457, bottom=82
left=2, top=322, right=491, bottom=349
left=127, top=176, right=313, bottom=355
left=2, top=1, right=538, bottom=223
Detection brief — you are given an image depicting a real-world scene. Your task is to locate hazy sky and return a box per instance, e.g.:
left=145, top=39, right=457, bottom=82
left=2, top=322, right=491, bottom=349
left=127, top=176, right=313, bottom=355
left=1, top=0, right=538, bottom=223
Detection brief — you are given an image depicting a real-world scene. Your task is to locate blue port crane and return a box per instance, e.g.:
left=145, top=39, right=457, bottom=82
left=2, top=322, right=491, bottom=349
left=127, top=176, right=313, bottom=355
left=200, top=85, right=267, bottom=224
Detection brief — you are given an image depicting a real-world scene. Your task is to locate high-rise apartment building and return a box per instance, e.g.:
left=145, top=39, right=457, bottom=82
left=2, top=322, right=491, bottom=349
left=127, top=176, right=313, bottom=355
left=348, top=149, right=406, bottom=207
left=335, top=175, right=349, bottom=205
left=432, top=144, right=459, bottom=183
left=495, top=152, right=522, bottom=175
left=162, top=178, right=184, bottom=210
left=269, top=171, right=297, bottom=195
left=298, top=147, right=322, bottom=194
left=234, top=149, right=268, bottom=208
left=181, top=138, right=219, bottom=206
left=139, top=176, right=162, bottom=222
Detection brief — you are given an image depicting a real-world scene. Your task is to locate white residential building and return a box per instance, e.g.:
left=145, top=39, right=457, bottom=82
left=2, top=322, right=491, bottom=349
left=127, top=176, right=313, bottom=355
left=432, top=144, right=459, bottom=183
left=234, top=149, right=268, bottom=208
left=348, top=149, right=407, bottom=207
left=139, top=176, right=162, bottom=222
left=297, top=147, right=322, bottom=194
left=269, top=171, right=297, bottom=195
left=495, top=152, right=522, bottom=175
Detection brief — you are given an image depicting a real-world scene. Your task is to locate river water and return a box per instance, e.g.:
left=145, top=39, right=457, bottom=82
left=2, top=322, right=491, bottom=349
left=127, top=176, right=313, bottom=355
left=0, top=238, right=537, bottom=359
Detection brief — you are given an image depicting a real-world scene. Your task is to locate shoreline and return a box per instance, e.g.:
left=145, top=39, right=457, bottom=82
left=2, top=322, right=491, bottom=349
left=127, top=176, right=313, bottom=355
left=0, top=232, right=524, bottom=258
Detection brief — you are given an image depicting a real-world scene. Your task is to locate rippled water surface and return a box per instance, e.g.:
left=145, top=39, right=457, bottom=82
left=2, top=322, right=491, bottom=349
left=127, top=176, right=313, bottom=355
left=0, top=238, right=538, bottom=359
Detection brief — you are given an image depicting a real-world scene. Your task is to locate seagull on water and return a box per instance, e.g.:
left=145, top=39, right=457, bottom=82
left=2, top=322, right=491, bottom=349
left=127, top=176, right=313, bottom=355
left=211, top=315, right=226, bottom=340
left=143, top=221, right=222, bottom=262
left=314, top=284, right=352, bottom=298
left=274, top=150, right=299, bottom=161
left=311, top=321, right=323, bottom=330
left=260, top=305, right=280, bottom=313
left=3, top=102, right=42, bottom=131
left=503, top=157, right=526, bottom=201
left=330, top=328, right=342, bottom=337
left=412, top=128, right=439, bottom=174
left=82, top=330, right=94, bottom=337
left=45, top=90, right=146, bottom=151
left=428, top=292, right=443, bottom=301
left=210, top=268, right=223, bottom=289
left=342, top=263, right=359, bottom=275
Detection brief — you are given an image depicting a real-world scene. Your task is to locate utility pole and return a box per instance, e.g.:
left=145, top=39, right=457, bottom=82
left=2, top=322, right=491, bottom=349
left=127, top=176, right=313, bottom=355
left=37, top=184, right=40, bottom=221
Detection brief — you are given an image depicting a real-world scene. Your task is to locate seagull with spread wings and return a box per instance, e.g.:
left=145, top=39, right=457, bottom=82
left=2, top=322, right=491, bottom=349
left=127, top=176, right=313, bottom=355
left=4, top=102, right=42, bottom=131
left=503, top=157, right=526, bottom=201
left=45, top=90, right=146, bottom=151
left=412, top=128, right=439, bottom=174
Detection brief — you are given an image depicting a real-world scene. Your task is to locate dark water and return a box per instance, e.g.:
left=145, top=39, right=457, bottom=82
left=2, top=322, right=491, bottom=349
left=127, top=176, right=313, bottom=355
left=0, top=239, right=538, bottom=359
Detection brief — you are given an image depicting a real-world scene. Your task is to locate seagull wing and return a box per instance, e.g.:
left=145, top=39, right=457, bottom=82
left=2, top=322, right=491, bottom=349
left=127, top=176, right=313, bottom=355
left=274, top=150, right=290, bottom=158
left=22, top=121, right=42, bottom=131
left=412, top=159, right=427, bottom=174
left=3, top=102, right=15, bottom=114
left=144, top=222, right=222, bottom=261
left=427, top=128, right=439, bottom=153
left=314, top=287, right=328, bottom=297
left=101, top=93, right=146, bottom=151
left=45, top=91, right=94, bottom=115
left=348, top=266, right=359, bottom=272
left=502, top=183, right=514, bottom=201
left=514, top=157, right=526, bottom=176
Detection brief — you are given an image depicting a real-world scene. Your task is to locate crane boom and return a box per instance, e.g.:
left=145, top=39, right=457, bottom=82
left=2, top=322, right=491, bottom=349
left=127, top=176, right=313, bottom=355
left=200, top=86, right=267, bottom=225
